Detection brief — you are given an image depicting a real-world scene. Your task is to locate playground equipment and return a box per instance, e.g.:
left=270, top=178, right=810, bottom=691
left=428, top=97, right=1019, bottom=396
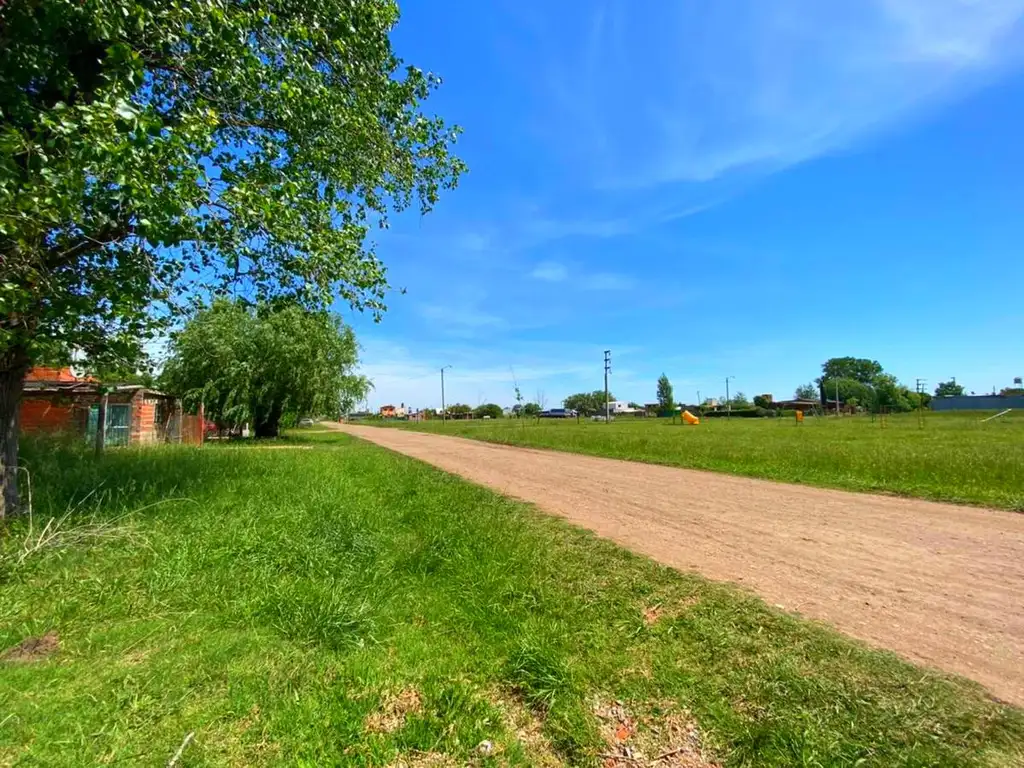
left=682, top=410, right=700, bottom=425
left=982, top=409, right=1013, bottom=423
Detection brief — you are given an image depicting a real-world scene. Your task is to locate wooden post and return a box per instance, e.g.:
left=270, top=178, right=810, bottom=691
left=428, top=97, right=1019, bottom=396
left=94, top=391, right=108, bottom=456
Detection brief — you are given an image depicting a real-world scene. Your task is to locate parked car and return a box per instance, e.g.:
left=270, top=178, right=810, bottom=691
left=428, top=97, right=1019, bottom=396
left=538, top=408, right=577, bottom=418
left=298, top=417, right=315, bottom=427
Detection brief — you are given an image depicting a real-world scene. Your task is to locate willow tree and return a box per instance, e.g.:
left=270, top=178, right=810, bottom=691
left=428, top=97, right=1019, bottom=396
left=0, top=0, right=465, bottom=515
left=161, top=301, right=368, bottom=437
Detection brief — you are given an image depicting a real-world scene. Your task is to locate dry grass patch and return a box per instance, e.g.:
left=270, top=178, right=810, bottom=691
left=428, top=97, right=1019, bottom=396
left=642, top=595, right=701, bottom=628
left=484, top=687, right=563, bottom=766
left=1, top=632, right=59, bottom=663
left=593, top=699, right=718, bottom=767
left=385, top=751, right=460, bottom=768
left=365, top=687, right=424, bottom=734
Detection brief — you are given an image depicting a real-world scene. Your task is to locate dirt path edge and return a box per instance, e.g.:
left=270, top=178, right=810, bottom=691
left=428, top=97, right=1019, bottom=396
left=335, top=423, right=1024, bottom=706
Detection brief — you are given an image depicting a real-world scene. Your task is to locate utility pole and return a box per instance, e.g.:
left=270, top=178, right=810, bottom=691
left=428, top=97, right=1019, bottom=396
left=725, top=376, right=734, bottom=418
left=915, top=378, right=927, bottom=429
left=604, top=350, right=611, bottom=423
left=441, top=365, right=451, bottom=424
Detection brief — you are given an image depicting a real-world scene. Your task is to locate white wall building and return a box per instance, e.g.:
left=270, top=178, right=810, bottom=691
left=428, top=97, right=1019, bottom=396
left=607, top=400, right=643, bottom=415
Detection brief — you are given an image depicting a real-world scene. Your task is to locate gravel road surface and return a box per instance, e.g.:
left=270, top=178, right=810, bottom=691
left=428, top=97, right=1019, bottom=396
left=337, top=424, right=1024, bottom=705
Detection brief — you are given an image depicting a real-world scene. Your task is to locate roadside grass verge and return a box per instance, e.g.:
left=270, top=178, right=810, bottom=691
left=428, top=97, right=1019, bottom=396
left=0, top=433, right=1020, bottom=766
left=388, top=412, right=1024, bottom=510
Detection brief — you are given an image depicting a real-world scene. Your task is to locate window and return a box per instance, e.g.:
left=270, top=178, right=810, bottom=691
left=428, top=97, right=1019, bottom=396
left=86, top=403, right=131, bottom=446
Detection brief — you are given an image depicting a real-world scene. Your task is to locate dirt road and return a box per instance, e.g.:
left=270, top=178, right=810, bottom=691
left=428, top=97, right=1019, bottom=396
left=337, top=424, right=1024, bottom=705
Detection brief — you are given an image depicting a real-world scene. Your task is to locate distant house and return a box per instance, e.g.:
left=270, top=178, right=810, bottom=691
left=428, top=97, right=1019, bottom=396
left=772, top=399, right=821, bottom=412
left=21, top=367, right=202, bottom=446
left=379, top=402, right=408, bottom=419
left=607, top=400, right=644, bottom=416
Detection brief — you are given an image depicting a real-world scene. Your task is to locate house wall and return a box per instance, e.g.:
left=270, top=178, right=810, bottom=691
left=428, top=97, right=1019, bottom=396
left=130, top=390, right=158, bottom=444
left=20, top=392, right=106, bottom=435
left=180, top=404, right=204, bottom=445
left=131, top=392, right=193, bottom=444
left=932, top=395, right=1024, bottom=411
left=20, top=389, right=193, bottom=446
left=20, top=398, right=79, bottom=433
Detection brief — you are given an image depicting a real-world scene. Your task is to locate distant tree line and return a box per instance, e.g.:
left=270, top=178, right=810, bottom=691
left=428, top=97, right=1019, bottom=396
left=793, top=357, right=932, bottom=413
left=563, top=391, right=615, bottom=415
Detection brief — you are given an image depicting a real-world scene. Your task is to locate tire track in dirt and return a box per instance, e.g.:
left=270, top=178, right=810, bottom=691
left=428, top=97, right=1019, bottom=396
left=335, top=424, right=1024, bottom=705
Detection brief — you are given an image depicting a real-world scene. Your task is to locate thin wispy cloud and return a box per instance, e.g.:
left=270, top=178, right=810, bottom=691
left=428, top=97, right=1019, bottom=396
left=528, top=261, right=635, bottom=291
left=530, top=261, right=568, bottom=281
left=417, top=303, right=507, bottom=337
left=582, top=272, right=635, bottom=291
left=542, top=0, right=1024, bottom=189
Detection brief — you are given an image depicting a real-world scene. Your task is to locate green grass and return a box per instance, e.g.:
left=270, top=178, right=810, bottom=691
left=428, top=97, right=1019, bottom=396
left=1, top=433, right=1022, bottom=766
left=387, top=411, right=1024, bottom=510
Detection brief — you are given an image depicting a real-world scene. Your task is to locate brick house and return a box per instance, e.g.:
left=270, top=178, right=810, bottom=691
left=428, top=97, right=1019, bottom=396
left=21, top=368, right=203, bottom=446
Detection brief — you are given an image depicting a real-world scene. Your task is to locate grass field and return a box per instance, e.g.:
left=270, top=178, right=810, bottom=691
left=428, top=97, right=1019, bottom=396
left=388, top=411, right=1024, bottom=510
left=1, top=432, right=1022, bottom=766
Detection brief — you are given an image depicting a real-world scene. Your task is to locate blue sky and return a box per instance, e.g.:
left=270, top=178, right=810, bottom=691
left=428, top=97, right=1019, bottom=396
left=344, top=0, right=1024, bottom=410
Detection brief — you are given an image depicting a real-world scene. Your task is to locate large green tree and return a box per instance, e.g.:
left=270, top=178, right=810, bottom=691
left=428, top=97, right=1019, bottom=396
left=794, top=383, right=818, bottom=401
left=728, top=391, right=752, bottom=409
left=818, top=368, right=927, bottom=414
left=935, top=380, right=965, bottom=397
left=161, top=301, right=368, bottom=437
left=818, top=357, right=883, bottom=385
left=473, top=403, right=503, bottom=420
left=820, top=377, right=876, bottom=410
left=656, top=373, right=675, bottom=414
left=563, top=390, right=613, bottom=415
left=0, top=0, right=464, bottom=514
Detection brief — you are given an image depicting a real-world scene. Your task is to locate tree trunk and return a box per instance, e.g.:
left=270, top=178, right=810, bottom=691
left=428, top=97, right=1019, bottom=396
left=254, top=401, right=283, bottom=438
left=0, top=347, right=29, bottom=519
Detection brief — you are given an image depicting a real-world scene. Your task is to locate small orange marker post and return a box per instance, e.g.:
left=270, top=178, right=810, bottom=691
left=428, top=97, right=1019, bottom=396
left=795, top=410, right=804, bottom=424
